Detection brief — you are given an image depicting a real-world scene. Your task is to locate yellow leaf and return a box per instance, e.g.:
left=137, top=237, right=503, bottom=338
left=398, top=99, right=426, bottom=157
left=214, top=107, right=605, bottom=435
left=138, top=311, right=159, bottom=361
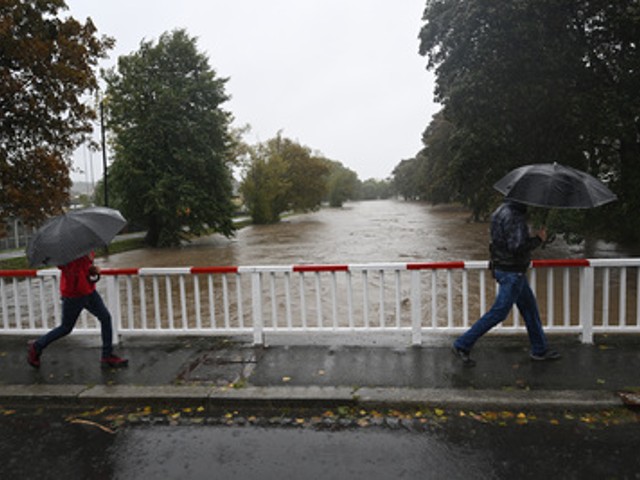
left=482, top=411, right=498, bottom=421
left=550, top=419, right=560, bottom=425
left=196, top=406, right=205, bottom=413
left=434, top=408, right=445, bottom=417
left=357, top=418, right=369, bottom=427
left=596, top=379, right=606, bottom=384
left=282, top=376, right=291, bottom=382
left=295, top=418, right=305, bottom=425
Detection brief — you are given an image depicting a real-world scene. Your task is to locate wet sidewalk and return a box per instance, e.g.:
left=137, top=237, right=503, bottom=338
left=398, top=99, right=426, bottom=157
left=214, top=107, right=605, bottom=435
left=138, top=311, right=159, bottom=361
left=1, top=334, right=639, bottom=411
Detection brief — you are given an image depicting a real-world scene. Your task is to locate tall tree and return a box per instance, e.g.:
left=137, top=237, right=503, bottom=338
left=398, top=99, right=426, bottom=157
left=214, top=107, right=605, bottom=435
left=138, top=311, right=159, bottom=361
left=0, top=0, right=112, bottom=226
left=418, top=0, right=639, bottom=239
left=104, top=29, right=236, bottom=247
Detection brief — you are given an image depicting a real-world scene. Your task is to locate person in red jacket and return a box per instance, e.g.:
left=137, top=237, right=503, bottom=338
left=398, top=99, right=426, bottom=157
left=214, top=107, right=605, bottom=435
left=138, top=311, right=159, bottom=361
left=27, top=253, right=128, bottom=368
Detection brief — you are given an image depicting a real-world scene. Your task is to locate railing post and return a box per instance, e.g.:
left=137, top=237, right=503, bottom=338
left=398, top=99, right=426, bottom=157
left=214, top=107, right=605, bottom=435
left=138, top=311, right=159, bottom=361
left=411, top=270, right=422, bottom=345
left=251, top=271, right=264, bottom=345
left=579, top=264, right=594, bottom=344
left=105, top=275, right=120, bottom=345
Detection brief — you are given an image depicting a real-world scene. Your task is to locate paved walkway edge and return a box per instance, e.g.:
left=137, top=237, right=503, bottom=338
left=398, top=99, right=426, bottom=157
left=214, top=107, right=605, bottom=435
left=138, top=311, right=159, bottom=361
left=0, top=385, right=624, bottom=411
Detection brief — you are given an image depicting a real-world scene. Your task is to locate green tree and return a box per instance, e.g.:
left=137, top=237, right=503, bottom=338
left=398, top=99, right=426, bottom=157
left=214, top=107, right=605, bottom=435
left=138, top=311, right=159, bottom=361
left=358, top=178, right=392, bottom=200
left=240, top=149, right=289, bottom=224
left=240, top=134, right=329, bottom=224
left=325, top=160, right=358, bottom=207
left=104, top=29, right=236, bottom=247
left=418, top=0, right=639, bottom=238
left=0, top=0, right=113, bottom=226
left=391, top=158, right=421, bottom=201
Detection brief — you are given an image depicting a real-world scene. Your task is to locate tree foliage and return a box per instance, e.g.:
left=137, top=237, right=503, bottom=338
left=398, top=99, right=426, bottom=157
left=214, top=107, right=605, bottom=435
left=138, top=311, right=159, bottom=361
left=0, top=0, right=112, bottom=226
left=240, top=134, right=329, bottom=224
left=104, top=29, right=236, bottom=247
left=325, top=160, right=359, bottom=207
left=410, top=0, right=640, bottom=239
left=358, top=178, right=393, bottom=200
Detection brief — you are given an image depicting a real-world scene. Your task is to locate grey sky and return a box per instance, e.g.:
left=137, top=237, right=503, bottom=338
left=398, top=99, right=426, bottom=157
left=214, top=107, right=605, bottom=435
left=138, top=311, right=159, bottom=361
left=66, top=0, right=440, bottom=184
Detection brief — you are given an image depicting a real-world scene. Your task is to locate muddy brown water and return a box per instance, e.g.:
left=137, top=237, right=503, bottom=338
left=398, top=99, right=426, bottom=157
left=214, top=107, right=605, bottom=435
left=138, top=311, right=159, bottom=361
left=99, top=199, right=633, bottom=269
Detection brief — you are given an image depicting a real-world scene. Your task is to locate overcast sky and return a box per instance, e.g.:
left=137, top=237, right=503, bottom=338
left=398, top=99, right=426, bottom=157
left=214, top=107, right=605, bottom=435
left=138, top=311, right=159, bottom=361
left=65, top=0, right=440, bottom=184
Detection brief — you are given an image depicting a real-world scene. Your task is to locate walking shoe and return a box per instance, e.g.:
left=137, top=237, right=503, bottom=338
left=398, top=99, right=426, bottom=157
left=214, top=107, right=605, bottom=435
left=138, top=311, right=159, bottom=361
left=530, top=349, right=561, bottom=361
left=27, top=341, right=41, bottom=368
left=452, top=346, right=476, bottom=367
left=101, top=355, right=129, bottom=368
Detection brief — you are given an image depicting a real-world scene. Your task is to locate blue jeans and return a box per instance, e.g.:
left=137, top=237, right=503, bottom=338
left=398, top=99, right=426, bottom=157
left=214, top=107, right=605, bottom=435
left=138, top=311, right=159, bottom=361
left=454, top=270, right=548, bottom=356
left=34, top=290, right=113, bottom=358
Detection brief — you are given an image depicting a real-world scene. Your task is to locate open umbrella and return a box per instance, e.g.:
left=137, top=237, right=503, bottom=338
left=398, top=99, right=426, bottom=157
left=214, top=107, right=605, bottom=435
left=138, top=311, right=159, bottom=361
left=493, top=163, right=617, bottom=209
left=26, top=207, right=127, bottom=267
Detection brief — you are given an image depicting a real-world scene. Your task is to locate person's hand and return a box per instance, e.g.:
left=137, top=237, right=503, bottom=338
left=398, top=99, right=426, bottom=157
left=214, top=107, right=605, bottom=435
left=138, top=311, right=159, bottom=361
left=88, top=265, right=101, bottom=283
left=536, top=227, right=547, bottom=243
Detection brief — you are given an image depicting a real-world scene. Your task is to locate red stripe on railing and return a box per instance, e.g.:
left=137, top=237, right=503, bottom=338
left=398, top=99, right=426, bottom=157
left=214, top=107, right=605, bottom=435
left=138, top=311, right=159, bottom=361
left=531, top=259, right=590, bottom=268
left=293, top=264, right=349, bottom=272
left=190, top=266, right=239, bottom=274
left=0, top=269, right=38, bottom=277
left=102, top=268, right=140, bottom=276
left=407, top=261, right=466, bottom=270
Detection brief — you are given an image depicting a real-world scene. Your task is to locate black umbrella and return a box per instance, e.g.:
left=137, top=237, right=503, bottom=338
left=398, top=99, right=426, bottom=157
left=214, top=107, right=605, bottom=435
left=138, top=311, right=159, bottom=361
left=493, top=163, right=617, bottom=209
left=26, top=207, right=127, bottom=267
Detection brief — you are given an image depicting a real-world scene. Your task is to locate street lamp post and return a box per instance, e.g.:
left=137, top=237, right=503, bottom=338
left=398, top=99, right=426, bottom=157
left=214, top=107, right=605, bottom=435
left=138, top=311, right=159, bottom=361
left=100, top=100, right=109, bottom=207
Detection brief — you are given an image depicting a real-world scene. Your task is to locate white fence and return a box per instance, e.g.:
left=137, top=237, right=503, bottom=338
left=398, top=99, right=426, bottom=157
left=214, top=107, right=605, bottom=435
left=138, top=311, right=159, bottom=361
left=2, top=259, right=640, bottom=345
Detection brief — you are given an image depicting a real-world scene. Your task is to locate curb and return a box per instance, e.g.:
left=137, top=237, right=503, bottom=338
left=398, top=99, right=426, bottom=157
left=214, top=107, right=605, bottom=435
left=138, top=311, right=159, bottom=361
left=0, top=385, right=624, bottom=411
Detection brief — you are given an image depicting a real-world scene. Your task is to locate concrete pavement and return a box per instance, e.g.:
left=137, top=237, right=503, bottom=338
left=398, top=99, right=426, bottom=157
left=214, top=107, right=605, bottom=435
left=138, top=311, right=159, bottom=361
left=1, top=333, right=639, bottom=411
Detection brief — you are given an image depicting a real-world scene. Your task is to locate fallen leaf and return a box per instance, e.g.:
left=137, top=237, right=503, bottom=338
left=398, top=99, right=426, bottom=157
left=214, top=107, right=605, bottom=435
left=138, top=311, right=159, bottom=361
left=282, top=376, right=291, bottom=383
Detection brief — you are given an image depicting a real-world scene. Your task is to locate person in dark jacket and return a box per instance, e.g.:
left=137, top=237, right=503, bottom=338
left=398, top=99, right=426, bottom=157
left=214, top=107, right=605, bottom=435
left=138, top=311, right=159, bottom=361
left=452, top=200, right=561, bottom=366
left=27, top=252, right=128, bottom=369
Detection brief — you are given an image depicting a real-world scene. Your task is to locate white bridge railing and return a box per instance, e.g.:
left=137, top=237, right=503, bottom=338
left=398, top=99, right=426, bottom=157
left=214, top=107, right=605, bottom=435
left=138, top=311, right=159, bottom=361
left=2, top=259, right=640, bottom=345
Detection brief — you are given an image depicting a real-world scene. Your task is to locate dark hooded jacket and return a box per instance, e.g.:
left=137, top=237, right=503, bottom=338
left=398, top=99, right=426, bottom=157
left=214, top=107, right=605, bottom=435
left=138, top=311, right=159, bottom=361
left=489, top=201, right=542, bottom=273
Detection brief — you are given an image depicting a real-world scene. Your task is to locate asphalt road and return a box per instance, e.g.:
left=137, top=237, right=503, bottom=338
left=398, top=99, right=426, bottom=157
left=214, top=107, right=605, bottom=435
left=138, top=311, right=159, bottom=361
left=1, top=406, right=638, bottom=479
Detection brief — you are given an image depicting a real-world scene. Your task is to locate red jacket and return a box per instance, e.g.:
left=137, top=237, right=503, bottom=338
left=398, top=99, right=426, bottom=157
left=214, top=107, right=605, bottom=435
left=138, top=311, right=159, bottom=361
left=59, top=254, right=96, bottom=298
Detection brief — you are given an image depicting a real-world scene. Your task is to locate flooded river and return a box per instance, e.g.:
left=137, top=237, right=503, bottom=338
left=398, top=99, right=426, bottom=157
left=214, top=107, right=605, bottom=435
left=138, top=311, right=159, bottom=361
left=100, top=199, right=635, bottom=269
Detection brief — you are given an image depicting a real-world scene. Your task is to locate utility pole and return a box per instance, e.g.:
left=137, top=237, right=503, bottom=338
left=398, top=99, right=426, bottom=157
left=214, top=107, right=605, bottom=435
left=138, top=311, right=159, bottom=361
left=100, top=100, right=109, bottom=207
